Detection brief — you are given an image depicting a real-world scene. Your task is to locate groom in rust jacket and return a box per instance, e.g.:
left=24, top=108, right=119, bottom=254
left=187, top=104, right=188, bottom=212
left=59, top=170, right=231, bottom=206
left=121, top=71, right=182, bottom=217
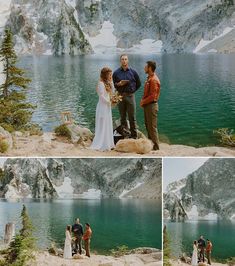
left=140, top=61, right=160, bottom=150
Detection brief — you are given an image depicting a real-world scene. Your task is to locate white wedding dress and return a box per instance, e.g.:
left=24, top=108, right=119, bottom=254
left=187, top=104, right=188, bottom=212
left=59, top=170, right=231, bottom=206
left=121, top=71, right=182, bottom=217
left=90, top=81, right=115, bottom=151
left=63, top=230, right=72, bottom=259
left=191, top=244, right=198, bottom=266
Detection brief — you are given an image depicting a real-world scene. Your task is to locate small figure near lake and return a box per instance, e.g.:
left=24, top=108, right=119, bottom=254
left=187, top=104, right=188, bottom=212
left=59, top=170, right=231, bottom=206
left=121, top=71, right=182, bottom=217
left=206, top=239, right=213, bottom=265
left=63, top=225, right=72, bottom=259
left=198, top=235, right=206, bottom=263
left=83, top=223, right=93, bottom=258
left=191, top=240, right=198, bottom=266
left=72, top=218, right=84, bottom=255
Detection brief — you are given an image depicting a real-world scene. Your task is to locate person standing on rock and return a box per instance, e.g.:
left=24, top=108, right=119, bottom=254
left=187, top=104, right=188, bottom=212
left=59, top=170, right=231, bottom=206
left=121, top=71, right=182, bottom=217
left=206, top=239, right=213, bottom=265
left=191, top=240, right=198, bottom=266
left=113, top=54, right=141, bottom=139
left=90, top=67, right=115, bottom=151
left=198, top=235, right=206, bottom=262
left=72, top=218, right=83, bottom=255
left=63, top=225, right=72, bottom=259
left=140, top=61, right=160, bottom=150
left=83, top=223, right=92, bottom=257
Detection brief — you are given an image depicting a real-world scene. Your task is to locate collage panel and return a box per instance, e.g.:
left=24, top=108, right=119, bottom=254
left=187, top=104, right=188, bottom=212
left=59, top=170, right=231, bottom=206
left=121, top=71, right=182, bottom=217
left=163, top=158, right=235, bottom=266
left=0, top=158, right=162, bottom=266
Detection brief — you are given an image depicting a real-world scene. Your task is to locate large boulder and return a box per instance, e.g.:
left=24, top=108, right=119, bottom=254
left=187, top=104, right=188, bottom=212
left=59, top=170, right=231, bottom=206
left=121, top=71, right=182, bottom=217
left=0, top=126, right=13, bottom=150
left=66, top=124, right=94, bottom=144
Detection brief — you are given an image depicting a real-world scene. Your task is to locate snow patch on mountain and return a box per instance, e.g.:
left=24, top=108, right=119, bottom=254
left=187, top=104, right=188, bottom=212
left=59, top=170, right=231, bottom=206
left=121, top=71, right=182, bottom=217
left=85, top=20, right=118, bottom=54
left=54, top=177, right=74, bottom=198
left=194, top=26, right=235, bottom=53
left=119, top=182, right=144, bottom=198
left=125, top=39, right=162, bottom=54
left=0, top=0, right=11, bottom=29
left=5, top=182, right=32, bottom=199
left=79, top=189, right=101, bottom=199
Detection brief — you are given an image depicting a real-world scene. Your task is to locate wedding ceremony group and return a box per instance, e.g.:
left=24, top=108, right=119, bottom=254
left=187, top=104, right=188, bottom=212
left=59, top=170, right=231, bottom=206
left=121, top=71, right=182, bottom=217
left=63, top=218, right=92, bottom=260
left=90, top=54, right=160, bottom=152
left=191, top=236, right=213, bottom=266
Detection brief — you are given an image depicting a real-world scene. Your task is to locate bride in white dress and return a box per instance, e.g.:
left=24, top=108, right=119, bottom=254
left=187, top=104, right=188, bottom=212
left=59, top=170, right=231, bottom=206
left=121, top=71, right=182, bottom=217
left=191, top=240, right=198, bottom=266
left=63, top=225, right=72, bottom=259
left=90, top=67, right=115, bottom=151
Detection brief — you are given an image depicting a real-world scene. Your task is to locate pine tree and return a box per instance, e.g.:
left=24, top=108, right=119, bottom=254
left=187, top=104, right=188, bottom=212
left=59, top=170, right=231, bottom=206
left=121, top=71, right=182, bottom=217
left=163, top=225, right=172, bottom=266
left=6, top=205, right=36, bottom=266
left=0, top=29, right=31, bottom=98
left=0, top=29, right=40, bottom=133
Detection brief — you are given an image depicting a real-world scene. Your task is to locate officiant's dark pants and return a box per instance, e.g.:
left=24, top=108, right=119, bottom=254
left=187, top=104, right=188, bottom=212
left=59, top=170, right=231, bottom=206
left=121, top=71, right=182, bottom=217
left=118, top=94, right=137, bottom=139
left=199, top=248, right=205, bottom=262
left=75, top=236, right=82, bottom=254
left=144, top=102, right=160, bottom=150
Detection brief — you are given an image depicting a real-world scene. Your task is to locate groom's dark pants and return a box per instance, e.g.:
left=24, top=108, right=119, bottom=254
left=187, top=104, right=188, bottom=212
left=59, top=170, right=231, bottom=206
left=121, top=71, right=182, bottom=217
left=118, top=93, right=137, bottom=139
left=74, top=235, right=82, bottom=254
left=144, top=102, right=160, bottom=150
left=206, top=251, right=211, bottom=265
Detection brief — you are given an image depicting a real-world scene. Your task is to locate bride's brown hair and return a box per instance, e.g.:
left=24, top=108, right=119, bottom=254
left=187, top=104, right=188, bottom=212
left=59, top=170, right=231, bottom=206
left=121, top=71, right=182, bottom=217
left=100, top=67, right=112, bottom=94
left=66, top=225, right=71, bottom=232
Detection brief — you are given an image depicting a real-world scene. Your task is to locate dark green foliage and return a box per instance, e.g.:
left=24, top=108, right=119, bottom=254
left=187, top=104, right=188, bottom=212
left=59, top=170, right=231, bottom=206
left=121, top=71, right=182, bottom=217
left=54, top=124, right=71, bottom=140
left=0, top=168, right=4, bottom=180
left=214, top=128, right=235, bottom=147
left=5, top=205, right=36, bottom=266
left=0, top=29, right=31, bottom=97
left=110, top=245, right=129, bottom=257
left=163, top=225, right=171, bottom=266
left=0, top=29, right=39, bottom=133
left=227, top=257, right=235, bottom=266
left=0, top=138, right=9, bottom=153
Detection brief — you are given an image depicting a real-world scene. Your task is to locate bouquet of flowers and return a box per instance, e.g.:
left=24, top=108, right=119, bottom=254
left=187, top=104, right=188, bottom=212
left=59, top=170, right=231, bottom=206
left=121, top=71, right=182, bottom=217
left=110, top=92, right=123, bottom=107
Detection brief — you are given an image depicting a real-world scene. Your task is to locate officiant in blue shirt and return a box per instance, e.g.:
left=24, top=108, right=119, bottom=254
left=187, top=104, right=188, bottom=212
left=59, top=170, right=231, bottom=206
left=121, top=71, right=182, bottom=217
left=113, top=54, right=141, bottom=139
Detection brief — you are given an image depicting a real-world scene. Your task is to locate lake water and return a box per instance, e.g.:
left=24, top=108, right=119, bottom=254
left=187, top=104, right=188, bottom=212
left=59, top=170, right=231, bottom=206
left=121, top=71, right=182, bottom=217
left=166, top=220, right=235, bottom=260
left=0, top=199, right=162, bottom=253
left=19, top=53, right=235, bottom=147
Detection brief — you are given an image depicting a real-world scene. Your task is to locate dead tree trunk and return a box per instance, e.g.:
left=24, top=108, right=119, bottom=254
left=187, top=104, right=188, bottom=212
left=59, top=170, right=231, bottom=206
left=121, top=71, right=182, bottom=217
left=4, top=223, right=15, bottom=244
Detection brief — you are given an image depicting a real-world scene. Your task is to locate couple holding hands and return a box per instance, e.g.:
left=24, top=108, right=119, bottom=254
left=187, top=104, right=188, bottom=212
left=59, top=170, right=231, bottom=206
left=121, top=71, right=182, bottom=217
left=90, top=54, right=161, bottom=152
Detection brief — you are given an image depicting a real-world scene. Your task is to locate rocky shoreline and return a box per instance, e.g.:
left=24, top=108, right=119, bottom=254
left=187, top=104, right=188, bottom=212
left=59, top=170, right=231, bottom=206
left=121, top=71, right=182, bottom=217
left=0, top=131, right=235, bottom=157
left=170, top=259, right=228, bottom=266
left=30, top=248, right=162, bottom=266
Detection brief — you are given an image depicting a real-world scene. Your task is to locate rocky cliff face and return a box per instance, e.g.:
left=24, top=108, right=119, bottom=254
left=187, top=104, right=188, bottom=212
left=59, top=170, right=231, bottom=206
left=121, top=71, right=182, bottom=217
left=3, top=0, right=92, bottom=55
left=0, top=158, right=161, bottom=200
left=1, top=0, right=235, bottom=54
left=164, top=158, right=235, bottom=221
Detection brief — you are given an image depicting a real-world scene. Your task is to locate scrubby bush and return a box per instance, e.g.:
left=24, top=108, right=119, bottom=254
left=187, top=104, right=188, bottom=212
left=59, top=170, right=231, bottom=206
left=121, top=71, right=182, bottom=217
left=110, top=245, right=129, bottom=257
left=0, top=138, right=9, bottom=153
left=54, top=124, right=71, bottom=140
left=214, top=128, right=235, bottom=147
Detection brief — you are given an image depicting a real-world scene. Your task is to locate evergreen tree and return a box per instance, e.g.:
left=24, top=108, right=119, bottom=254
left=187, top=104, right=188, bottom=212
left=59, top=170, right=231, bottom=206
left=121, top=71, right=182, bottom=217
left=0, top=29, right=31, bottom=98
left=0, top=29, right=40, bottom=133
left=163, top=225, right=172, bottom=266
left=6, top=205, right=36, bottom=266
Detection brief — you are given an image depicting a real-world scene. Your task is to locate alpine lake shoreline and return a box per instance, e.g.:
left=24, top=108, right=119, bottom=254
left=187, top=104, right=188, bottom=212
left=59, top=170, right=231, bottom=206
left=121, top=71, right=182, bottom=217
left=1, top=127, right=235, bottom=157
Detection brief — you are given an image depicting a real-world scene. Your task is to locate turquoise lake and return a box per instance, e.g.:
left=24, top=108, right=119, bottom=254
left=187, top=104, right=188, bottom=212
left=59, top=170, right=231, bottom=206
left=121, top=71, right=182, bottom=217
left=166, top=220, right=235, bottom=260
left=19, top=53, right=235, bottom=147
left=0, top=199, right=162, bottom=253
